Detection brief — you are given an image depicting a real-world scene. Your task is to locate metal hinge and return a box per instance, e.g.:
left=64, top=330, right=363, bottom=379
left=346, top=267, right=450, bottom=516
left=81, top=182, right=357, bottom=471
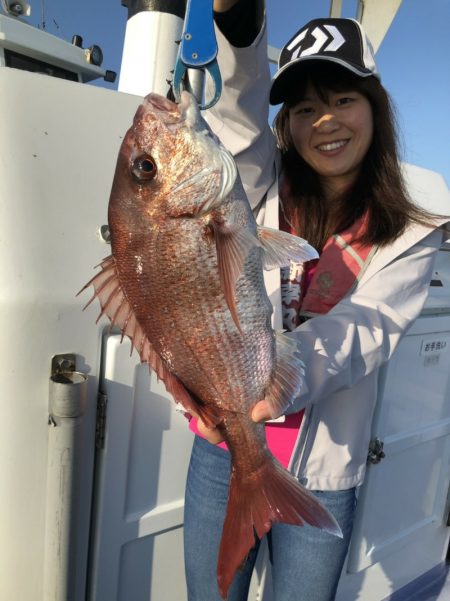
left=96, top=392, right=108, bottom=449
left=367, top=437, right=386, bottom=464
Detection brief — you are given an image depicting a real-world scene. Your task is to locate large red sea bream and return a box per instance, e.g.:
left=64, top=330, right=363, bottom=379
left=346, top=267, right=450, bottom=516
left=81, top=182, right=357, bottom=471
left=80, top=91, right=341, bottom=598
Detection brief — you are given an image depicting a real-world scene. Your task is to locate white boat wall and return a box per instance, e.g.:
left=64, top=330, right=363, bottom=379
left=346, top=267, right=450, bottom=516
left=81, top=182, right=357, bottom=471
left=0, top=4, right=449, bottom=601
left=0, top=65, right=140, bottom=600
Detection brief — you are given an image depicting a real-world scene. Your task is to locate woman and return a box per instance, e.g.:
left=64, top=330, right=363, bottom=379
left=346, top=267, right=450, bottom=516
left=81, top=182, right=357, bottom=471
left=183, top=2, right=448, bottom=600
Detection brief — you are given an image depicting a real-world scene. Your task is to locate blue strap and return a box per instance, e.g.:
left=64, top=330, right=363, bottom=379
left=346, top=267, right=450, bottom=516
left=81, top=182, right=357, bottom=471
left=172, top=0, right=222, bottom=110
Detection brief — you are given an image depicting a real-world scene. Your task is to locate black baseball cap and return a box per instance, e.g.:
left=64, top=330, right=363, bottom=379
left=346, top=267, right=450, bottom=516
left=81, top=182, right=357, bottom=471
left=270, top=18, right=380, bottom=105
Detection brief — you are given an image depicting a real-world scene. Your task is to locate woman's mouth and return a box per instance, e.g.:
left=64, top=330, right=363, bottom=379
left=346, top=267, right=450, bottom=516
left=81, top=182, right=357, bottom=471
left=316, top=139, right=349, bottom=152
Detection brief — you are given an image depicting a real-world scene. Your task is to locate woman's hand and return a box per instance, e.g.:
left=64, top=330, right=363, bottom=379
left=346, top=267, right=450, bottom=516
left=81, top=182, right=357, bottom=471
left=251, top=399, right=272, bottom=422
left=213, top=0, right=240, bottom=12
left=195, top=415, right=225, bottom=445
left=193, top=399, right=274, bottom=445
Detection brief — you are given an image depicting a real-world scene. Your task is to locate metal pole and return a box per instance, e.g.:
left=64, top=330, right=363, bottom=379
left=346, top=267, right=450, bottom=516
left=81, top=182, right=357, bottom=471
left=329, top=0, right=343, bottom=18
left=43, top=368, right=88, bottom=601
left=119, top=0, right=186, bottom=97
left=268, top=45, right=280, bottom=65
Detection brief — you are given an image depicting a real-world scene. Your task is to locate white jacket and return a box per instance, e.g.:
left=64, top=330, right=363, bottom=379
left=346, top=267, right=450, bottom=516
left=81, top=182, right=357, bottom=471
left=206, top=21, right=449, bottom=490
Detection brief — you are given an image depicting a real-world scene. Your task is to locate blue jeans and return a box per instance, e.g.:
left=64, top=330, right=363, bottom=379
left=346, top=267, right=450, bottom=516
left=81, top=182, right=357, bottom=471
left=184, top=436, right=356, bottom=601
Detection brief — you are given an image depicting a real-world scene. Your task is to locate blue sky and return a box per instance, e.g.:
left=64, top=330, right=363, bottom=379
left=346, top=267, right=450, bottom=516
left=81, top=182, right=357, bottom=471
left=26, top=0, right=450, bottom=186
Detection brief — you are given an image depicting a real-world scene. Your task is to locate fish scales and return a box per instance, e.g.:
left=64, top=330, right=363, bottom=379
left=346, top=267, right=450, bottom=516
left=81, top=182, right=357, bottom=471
left=80, top=90, right=341, bottom=599
left=119, top=198, right=272, bottom=411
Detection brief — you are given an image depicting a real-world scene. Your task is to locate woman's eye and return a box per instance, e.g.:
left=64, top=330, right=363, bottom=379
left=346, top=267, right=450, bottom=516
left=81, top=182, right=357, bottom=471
left=131, top=155, right=157, bottom=182
left=336, top=97, right=354, bottom=106
left=295, top=106, right=314, bottom=115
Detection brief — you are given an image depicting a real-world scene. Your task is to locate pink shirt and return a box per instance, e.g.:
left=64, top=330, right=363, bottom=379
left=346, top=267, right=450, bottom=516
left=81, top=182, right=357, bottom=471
left=189, top=411, right=303, bottom=469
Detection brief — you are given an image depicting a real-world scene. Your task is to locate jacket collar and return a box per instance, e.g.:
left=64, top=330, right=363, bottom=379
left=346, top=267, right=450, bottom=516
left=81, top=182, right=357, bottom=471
left=361, top=219, right=448, bottom=282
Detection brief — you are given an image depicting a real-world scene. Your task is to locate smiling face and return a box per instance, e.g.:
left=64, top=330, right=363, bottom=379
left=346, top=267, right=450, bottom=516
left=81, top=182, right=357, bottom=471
left=288, top=83, right=373, bottom=198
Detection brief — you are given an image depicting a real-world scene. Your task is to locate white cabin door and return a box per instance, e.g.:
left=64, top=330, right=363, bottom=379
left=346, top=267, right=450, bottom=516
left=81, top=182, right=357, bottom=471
left=337, top=312, right=450, bottom=598
left=87, top=333, right=194, bottom=601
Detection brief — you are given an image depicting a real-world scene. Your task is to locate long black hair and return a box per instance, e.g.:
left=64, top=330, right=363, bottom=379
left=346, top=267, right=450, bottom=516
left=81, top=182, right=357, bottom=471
left=274, top=62, right=436, bottom=251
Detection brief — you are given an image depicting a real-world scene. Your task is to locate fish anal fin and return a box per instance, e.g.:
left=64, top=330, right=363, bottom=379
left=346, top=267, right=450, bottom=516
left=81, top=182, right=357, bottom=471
left=264, top=332, right=307, bottom=419
left=257, top=226, right=319, bottom=270
left=217, top=457, right=342, bottom=599
left=212, top=219, right=261, bottom=333
left=79, top=256, right=221, bottom=426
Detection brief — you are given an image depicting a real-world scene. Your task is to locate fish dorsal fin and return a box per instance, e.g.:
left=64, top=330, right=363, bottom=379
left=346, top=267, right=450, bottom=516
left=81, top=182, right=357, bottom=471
left=212, top=220, right=262, bottom=332
left=257, top=226, right=318, bottom=270
left=264, top=332, right=307, bottom=418
left=78, top=255, right=220, bottom=427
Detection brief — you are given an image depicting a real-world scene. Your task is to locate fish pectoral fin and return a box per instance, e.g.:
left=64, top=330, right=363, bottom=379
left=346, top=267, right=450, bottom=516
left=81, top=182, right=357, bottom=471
left=264, top=331, right=307, bottom=418
left=257, top=226, right=319, bottom=270
left=212, top=220, right=262, bottom=332
left=78, top=256, right=221, bottom=425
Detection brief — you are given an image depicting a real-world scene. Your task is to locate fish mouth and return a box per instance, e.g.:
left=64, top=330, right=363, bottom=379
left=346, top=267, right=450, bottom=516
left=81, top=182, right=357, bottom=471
left=145, top=93, right=179, bottom=113
left=143, top=91, right=196, bottom=125
left=141, top=93, right=186, bottom=128
left=141, top=90, right=211, bottom=135
left=140, top=91, right=204, bottom=135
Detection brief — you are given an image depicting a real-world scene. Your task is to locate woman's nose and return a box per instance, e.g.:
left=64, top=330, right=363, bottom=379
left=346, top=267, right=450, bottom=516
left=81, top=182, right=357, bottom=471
left=314, top=113, right=339, bottom=132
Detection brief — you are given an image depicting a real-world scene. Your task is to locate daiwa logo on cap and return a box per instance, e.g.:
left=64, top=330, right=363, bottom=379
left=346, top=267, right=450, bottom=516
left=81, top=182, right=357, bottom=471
left=286, top=25, right=346, bottom=60
left=269, top=18, right=380, bottom=105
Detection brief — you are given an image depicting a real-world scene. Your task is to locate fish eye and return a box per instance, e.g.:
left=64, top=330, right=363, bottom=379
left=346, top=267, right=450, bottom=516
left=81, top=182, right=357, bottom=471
left=131, top=155, right=157, bottom=182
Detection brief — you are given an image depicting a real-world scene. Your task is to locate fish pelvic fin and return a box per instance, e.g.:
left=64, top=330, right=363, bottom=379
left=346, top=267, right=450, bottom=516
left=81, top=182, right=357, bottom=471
left=77, top=256, right=221, bottom=427
left=263, top=332, right=307, bottom=418
left=257, top=226, right=319, bottom=270
left=212, top=220, right=262, bottom=333
left=217, top=457, right=342, bottom=599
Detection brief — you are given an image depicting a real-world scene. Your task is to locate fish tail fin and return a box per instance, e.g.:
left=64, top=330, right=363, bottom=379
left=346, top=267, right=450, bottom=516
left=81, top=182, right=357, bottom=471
left=217, top=458, right=342, bottom=599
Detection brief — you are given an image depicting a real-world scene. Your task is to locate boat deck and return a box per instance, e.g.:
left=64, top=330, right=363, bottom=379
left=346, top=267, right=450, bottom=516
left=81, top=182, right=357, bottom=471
left=388, top=562, right=450, bottom=601
left=435, top=564, right=450, bottom=601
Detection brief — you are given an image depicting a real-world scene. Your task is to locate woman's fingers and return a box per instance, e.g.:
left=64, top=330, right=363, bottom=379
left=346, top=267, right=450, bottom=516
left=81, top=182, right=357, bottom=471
left=191, top=399, right=275, bottom=444
left=251, top=400, right=273, bottom=423
left=196, top=417, right=225, bottom=444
